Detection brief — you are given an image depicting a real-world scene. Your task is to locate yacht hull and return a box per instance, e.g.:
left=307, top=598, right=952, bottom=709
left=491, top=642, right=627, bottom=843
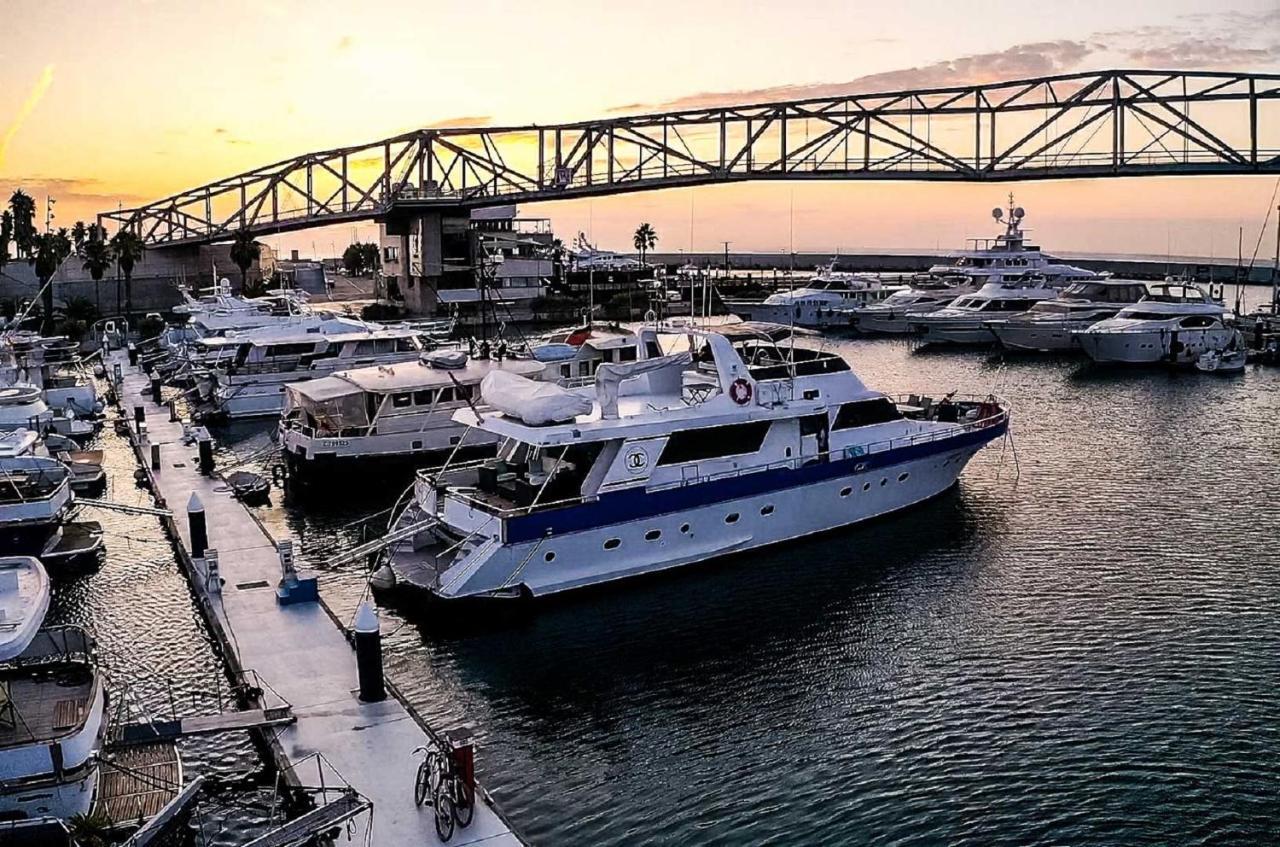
left=908, top=320, right=998, bottom=345
left=1076, top=327, right=1234, bottom=364
left=988, top=321, right=1085, bottom=352
left=394, top=426, right=1003, bottom=600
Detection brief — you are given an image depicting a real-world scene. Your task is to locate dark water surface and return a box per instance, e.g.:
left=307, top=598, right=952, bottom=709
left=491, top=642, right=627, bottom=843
left=84, top=287, right=1280, bottom=846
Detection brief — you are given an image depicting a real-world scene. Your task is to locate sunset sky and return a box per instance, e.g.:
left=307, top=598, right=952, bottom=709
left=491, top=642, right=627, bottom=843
left=2, top=0, right=1279, bottom=260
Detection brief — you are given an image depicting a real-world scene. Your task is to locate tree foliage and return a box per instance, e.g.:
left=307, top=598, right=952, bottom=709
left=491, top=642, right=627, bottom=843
left=342, top=241, right=381, bottom=276
left=111, top=229, right=146, bottom=318
left=633, top=222, right=657, bottom=265
left=7, top=190, right=37, bottom=259
left=230, top=228, right=262, bottom=295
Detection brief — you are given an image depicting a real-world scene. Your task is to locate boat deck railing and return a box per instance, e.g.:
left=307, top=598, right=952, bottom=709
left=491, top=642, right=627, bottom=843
left=419, top=395, right=1008, bottom=520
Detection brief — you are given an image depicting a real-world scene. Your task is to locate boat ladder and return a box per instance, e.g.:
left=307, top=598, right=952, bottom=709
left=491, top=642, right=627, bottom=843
left=327, top=517, right=438, bottom=566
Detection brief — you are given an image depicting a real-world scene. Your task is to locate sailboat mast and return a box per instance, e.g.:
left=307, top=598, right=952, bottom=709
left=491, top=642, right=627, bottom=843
left=1273, top=203, right=1279, bottom=312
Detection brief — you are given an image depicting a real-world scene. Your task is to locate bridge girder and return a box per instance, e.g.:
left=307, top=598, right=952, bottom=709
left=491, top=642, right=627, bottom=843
left=101, top=69, right=1280, bottom=248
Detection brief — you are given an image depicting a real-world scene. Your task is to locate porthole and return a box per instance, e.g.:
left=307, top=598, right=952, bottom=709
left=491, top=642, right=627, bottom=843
left=760, top=504, right=775, bottom=516
left=898, top=472, right=910, bottom=482
left=604, top=538, right=621, bottom=550
left=544, top=551, right=556, bottom=562
left=680, top=523, right=691, bottom=534
left=725, top=513, right=740, bottom=524
left=862, top=482, right=871, bottom=491
left=880, top=478, right=887, bottom=486
left=645, top=529, right=662, bottom=542
left=840, top=486, right=852, bottom=497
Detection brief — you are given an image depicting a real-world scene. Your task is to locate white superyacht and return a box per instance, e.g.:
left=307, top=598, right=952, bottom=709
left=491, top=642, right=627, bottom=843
left=1075, top=281, right=1233, bottom=365
left=985, top=279, right=1150, bottom=352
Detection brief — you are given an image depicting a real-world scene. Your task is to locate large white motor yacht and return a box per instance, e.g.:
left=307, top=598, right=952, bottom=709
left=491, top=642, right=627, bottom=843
left=907, top=279, right=1061, bottom=344
left=194, top=320, right=428, bottom=419
left=380, top=322, right=1009, bottom=600
left=0, top=556, right=106, bottom=822
left=984, top=279, right=1150, bottom=352
left=1075, top=281, right=1234, bottom=365
left=842, top=282, right=978, bottom=335
left=722, top=260, right=899, bottom=327
left=280, top=329, right=642, bottom=484
left=928, top=197, right=1103, bottom=287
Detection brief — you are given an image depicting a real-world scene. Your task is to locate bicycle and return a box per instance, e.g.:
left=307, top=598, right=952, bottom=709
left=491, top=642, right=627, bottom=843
left=412, top=741, right=474, bottom=841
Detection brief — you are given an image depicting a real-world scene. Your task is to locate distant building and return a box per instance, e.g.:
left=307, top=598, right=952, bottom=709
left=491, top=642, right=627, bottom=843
left=379, top=205, right=553, bottom=321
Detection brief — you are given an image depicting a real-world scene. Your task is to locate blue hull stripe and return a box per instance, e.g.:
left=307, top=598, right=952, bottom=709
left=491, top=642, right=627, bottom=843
left=505, top=421, right=1007, bottom=542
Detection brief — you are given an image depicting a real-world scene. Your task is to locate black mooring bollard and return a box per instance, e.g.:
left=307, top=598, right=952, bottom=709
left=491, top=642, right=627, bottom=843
left=150, top=376, right=162, bottom=405
left=188, top=492, right=208, bottom=558
left=127, top=344, right=138, bottom=366
left=133, top=405, right=145, bottom=426
left=197, top=434, right=214, bottom=476
left=354, top=602, right=385, bottom=702
left=169, top=399, right=179, bottom=422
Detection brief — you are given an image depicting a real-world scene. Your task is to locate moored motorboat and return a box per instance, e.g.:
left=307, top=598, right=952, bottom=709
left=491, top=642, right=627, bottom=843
left=1076, top=281, right=1232, bottom=365
left=1195, top=331, right=1248, bottom=373
left=380, top=322, right=1009, bottom=601
left=907, top=278, right=1060, bottom=345
left=722, top=260, right=900, bottom=327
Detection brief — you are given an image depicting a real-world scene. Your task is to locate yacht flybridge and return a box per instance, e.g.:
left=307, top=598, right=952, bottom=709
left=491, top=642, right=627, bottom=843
left=380, top=322, right=1008, bottom=600
left=722, top=260, right=900, bottom=327
left=928, top=198, right=1102, bottom=286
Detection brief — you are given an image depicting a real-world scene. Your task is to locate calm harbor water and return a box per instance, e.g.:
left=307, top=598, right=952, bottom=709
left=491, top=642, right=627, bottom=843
left=73, top=286, right=1280, bottom=845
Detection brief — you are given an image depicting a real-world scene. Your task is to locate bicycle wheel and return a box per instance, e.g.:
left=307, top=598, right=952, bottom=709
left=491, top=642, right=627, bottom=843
left=414, top=759, right=430, bottom=806
left=434, top=789, right=456, bottom=842
left=452, top=780, right=474, bottom=828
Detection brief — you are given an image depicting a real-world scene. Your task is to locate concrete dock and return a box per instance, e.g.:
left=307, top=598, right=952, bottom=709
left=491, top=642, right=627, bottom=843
left=111, top=350, right=524, bottom=847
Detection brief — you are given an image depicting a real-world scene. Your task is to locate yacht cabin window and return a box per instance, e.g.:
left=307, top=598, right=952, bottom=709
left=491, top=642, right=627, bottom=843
left=832, top=398, right=901, bottom=430
left=657, top=421, right=771, bottom=465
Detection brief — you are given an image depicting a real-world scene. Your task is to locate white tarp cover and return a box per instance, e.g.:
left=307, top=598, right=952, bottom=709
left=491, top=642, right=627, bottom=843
left=480, top=370, right=593, bottom=426
left=283, top=377, right=369, bottom=430
left=595, top=353, right=694, bottom=419
left=424, top=349, right=468, bottom=369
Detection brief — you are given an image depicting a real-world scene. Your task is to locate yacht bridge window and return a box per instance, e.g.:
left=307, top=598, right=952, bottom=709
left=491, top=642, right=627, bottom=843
left=832, top=398, right=901, bottom=430
left=657, top=421, right=771, bottom=465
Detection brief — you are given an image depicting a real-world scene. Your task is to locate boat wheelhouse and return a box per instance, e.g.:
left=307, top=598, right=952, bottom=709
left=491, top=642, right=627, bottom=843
left=1075, top=281, right=1233, bottom=364
left=0, top=457, right=73, bottom=556
left=723, top=260, right=900, bottom=327
left=906, top=278, right=1061, bottom=344
left=280, top=354, right=547, bottom=482
left=380, top=322, right=1008, bottom=600
left=194, top=321, right=428, bottom=419
left=984, top=279, right=1150, bottom=352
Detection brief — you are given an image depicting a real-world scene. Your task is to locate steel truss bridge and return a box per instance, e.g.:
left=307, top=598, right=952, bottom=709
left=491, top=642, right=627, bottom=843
left=103, top=69, right=1280, bottom=248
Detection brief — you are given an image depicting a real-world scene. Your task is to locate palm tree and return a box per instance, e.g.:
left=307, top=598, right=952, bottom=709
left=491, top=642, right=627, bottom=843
left=0, top=211, right=12, bottom=267
left=82, top=237, right=113, bottom=314
left=229, top=228, right=261, bottom=295
left=7, top=190, right=36, bottom=259
left=71, top=221, right=88, bottom=255
left=32, top=232, right=64, bottom=334
left=111, top=229, right=145, bottom=320
left=633, top=222, right=657, bottom=266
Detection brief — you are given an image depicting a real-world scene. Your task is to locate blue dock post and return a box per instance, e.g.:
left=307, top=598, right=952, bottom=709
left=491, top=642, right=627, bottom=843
left=188, top=493, right=208, bottom=558
left=354, top=602, right=385, bottom=702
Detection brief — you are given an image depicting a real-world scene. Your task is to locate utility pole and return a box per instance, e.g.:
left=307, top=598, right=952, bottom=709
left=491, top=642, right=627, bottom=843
left=721, top=240, right=731, bottom=275
left=45, top=195, right=55, bottom=233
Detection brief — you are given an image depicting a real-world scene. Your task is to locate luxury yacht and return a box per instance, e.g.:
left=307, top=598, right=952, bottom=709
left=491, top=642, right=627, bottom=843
left=722, top=260, right=900, bottom=327
left=193, top=320, right=428, bottom=419
left=0, top=557, right=106, bottom=822
left=927, top=197, right=1104, bottom=287
left=1075, top=282, right=1233, bottom=365
left=907, top=278, right=1061, bottom=344
left=281, top=352, right=546, bottom=484
left=984, top=279, right=1150, bottom=352
left=842, top=282, right=978, bottom=334
left=378, top=322, right=1008, bottom=600
left=281, top=329, right=642, bottom=484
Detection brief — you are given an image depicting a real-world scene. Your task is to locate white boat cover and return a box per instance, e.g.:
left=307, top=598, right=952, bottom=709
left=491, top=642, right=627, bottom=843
left=595, top=353, right=694, bottom=419
left=0, top=556, right=51, bottom=661
left=481, top=370, right=593, bottom=425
